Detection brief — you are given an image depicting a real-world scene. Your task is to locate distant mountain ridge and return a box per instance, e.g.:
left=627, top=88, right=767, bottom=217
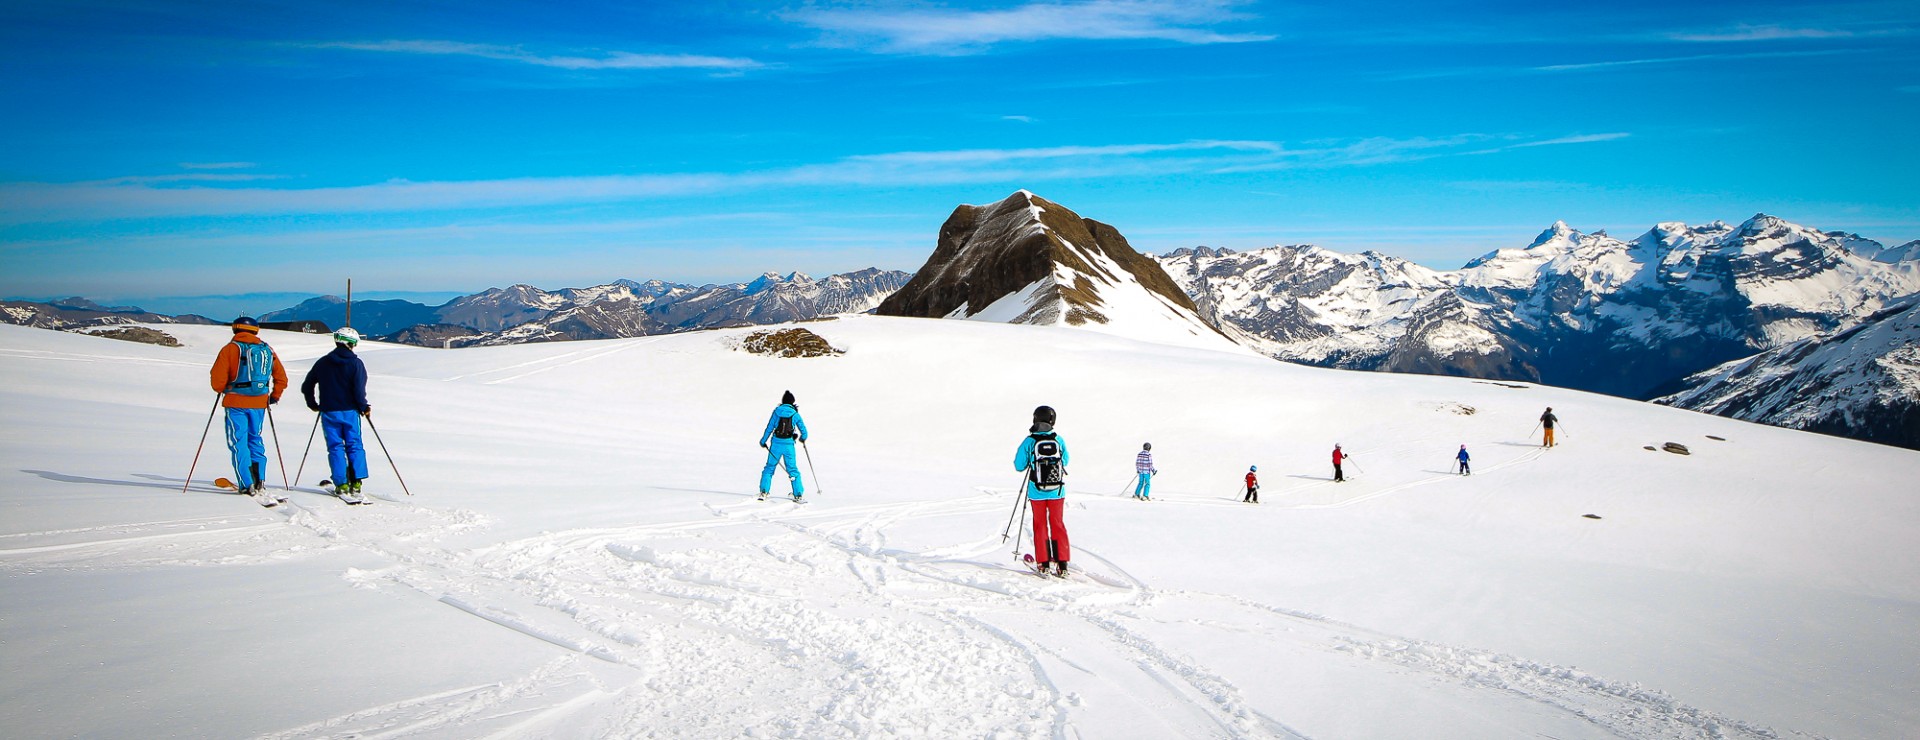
left=253, top=268, right=914, bottom=346
left=1161, top=214, right=1920, bottom=399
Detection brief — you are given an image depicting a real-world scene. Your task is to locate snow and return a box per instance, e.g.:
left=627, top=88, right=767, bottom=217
left=4, top=319, right=1920, bottom=738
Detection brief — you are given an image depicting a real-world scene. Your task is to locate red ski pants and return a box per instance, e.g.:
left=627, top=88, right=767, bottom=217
left=1030, top=498, right=1070, bottom=563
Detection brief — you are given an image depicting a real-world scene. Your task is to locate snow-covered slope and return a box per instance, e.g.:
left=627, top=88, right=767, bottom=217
left=1658, top=298, right=1920, bottom=449
left=879, top=191, right=1238, bottom=353
left=1164, top=215, right=1920, bottom=399
left=3, top=319, right=1918, bottom=738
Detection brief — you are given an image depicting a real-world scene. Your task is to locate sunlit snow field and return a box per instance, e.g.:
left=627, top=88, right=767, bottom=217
left=2, top=317, right=1917, bottom=738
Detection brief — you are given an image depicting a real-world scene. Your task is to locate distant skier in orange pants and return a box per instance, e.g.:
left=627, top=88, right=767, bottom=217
left=1540, top=407, right=1559, bottom=448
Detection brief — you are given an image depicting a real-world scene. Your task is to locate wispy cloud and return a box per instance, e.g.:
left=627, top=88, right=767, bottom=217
left=1665, top=24, right=1858, bottom=42
left=307, top=40, right=761, bottom=70
left=1532, top=49, right=1852, bottom=73
left=179, top=162, right=257, bottom=170
left=1002, top=115, right=1036, bottom=123
left=790, top=0, right=1273, bottom=55
left=1508, top=133, right=1630, bottom=148
left=0, top=133, right=1626, bottom=223
left=1902, top=85, right=1920, bottom=93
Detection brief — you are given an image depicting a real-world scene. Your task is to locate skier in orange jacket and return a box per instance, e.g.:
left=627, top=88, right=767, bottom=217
left=208, top=317, right=288, bottom=500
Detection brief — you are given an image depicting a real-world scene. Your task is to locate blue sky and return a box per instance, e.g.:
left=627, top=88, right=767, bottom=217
left=3, top=0, right=1916, bottom=313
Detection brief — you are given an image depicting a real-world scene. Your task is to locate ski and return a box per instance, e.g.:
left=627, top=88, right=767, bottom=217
left=319, top=479, right=370, bottom=505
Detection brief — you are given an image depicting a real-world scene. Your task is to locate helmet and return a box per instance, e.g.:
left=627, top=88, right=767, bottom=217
left=1032, top=405, right=1056, bottom=425
left=1142, top=442, right=1152, bottom=451
left=1250, top=465, right=1258, bottom=472
left=333, top=327, right=361, bottom=346
left=232, top=316, right=259, bottom=333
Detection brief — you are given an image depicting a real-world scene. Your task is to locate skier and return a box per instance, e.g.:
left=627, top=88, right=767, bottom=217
left=1540, top=407, right=1559, bottom=448
left=1133, top=442, right=1156, bottom=500
left=1243, top=465, right=1260, bottom=503
left=1456, top=445, right=1472, bottom=475
left=1016, top=406, right=1071, bottom=576
left=758, top=390, right=809, bottom=502
left=302, top=328, right=372, bottom=504
left=1332, top=443, right=1348, bottom=482
left=207, top=316, right=288, bottom=505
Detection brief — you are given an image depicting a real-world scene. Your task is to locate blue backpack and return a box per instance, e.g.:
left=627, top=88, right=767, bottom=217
left=227, top=341, right=275, bottom=396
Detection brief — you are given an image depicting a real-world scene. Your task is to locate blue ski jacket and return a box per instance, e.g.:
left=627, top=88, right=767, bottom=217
left=1015, top=432, right=1070, bottom=501
left=759, top=404, right=808, bottom=447
left=1457, top=448, right=1471, bottom=463
left=301, top=345, right=369, bottom=413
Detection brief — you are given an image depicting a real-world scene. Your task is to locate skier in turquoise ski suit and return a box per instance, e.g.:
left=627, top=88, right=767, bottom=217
left=759, top=390, right=809, bottom=498
left=1017, top=405, right=1071, bottom=575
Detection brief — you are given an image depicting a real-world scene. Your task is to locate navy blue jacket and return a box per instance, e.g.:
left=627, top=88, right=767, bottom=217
left=302, top=345, right=369, bottom=412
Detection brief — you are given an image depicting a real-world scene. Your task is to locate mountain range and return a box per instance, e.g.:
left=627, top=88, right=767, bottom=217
left=5, top=194, right=1914, bottom=448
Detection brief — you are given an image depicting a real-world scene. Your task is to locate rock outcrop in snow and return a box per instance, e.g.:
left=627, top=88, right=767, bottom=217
left=878, top=191, right=1234, bottom=351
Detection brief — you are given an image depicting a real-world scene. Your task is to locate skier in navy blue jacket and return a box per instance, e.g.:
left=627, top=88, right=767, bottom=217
left=1017, top=405, right=1072, bottom=576
left=302, top=328, right=373, bottom=502
left=1456, top=445, right=1471, bottom=476
left=758, top=390, right=809, bottom=501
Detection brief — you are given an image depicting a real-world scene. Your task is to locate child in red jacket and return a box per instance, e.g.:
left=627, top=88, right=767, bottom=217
left=1243, top=465, right=1260, bottom=504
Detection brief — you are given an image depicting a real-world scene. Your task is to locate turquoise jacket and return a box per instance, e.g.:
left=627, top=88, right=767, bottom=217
left=1015, top=431, right=1070, bottom=501
left=759, top=404, right=808, bottom=447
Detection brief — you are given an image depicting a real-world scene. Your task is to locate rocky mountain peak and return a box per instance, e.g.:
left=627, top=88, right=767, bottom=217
left=877, top=191, right=1232, bottom=350
left=1528, top=220, right=1580, bottom=249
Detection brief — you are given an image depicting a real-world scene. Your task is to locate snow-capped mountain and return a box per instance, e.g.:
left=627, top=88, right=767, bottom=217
left=1657, top=298, right=1920, bottom=450
left=877, top=190, right=1236, bottom=351
left=1162, top=214, right=1920, bottom=399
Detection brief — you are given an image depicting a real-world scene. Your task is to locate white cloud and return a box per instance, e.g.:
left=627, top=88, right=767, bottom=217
left=790, top=0, right=1273, bottom=54
left=0, top=134, right=1622, bottom=223
left=1533, top=49, right=1854, bottom=73
left=308, top=40, right=761, bottom=70
left=1002, top=115, right=1035, bottom=123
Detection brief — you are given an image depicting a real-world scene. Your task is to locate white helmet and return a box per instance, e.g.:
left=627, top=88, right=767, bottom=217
left=333, top=327, right=362, bottom=346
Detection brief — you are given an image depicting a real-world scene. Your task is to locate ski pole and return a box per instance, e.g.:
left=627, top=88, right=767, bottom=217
left=294, top=412, right=320, bottom=490
left=1001, top=474, right=1028, bottom=542
left=1349, top=458, right=1366, bottom=476
left=800, top=440, right=822, bottom=495
left=266, top=406, right=292, bottom=490
left=1529, top=421, right=1542, bottom=443
left=1011, top=494, right=1030, bottom=559
left=182, top=394, right=224, bottom=493
left=365, top=414, right=413, bottom=496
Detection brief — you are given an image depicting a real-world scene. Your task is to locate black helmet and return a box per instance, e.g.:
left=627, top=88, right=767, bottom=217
left=782, top=390, right=795, bottom=405
left=1032, top=405, right=1056, bottom=425
left=1143, top=442, right=1152, bottom=451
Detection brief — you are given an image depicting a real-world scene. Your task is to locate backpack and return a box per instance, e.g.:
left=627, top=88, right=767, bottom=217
left=227, top=341, right=275, bottom=396
left=773, top=414, right=796, bottom=440
left=1028, top=433, right=1065, bottom=492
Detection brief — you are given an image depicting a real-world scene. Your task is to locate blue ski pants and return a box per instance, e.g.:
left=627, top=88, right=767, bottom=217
left=760, top=443, right=803, bottom=495
left=321, top=410, right=369, bottom=485
left=1134, top=472, right=1152, bottom=499
left=223, top=407, right=267, bottom=488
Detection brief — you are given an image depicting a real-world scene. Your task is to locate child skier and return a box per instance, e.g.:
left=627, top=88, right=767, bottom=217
left=208, top=316, right=288, bottom=506
left=1016, top=406, right=1071, bottom=576
left=1133, top=442, right=1156, bottom=500
left=1243, top=465, right=1260, bottom=503
left=302, top=327, right=372, bottom=504
left=758, top=391, right=809, bottom=501
left=1456, top=445, right=1471, bottom=475
left=1332, top=444, right=1347, bottom=482
left=1540, top=407, right=1559, bottom=448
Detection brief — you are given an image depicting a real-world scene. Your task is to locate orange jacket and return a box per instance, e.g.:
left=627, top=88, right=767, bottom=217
left=210, top=332, right=288, bottom=409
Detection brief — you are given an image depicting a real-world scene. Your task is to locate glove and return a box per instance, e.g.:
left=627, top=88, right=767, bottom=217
left=360, top=405, right=371, bottom=416
left=269, top=396, right=281, bottom=405
left=760, top=441, right=769, bottom=449
left=799, top=436, right=808, bottom=443
left=306, top=401, right=320, bottom=412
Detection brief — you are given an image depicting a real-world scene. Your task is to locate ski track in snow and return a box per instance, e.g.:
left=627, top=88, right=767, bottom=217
left=3, top=462, right=1783, bottom=739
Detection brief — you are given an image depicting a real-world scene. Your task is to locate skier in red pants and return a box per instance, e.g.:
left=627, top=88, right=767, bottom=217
left=1015, top=405, right=1071, bottom=577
